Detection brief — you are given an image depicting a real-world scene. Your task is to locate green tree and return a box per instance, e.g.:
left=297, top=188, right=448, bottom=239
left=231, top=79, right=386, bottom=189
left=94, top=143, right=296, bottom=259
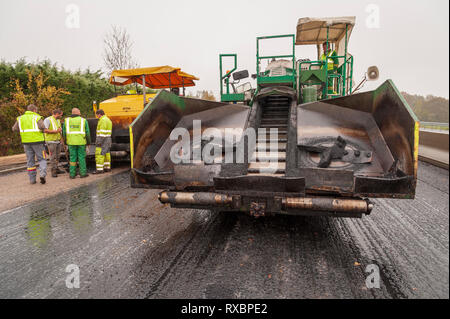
left=402, top=92, right=449, bottom=123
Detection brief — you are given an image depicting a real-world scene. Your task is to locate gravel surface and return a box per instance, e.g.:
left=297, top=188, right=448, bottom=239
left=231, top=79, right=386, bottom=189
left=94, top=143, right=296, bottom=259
left=0, top=167, right=128, bottom=212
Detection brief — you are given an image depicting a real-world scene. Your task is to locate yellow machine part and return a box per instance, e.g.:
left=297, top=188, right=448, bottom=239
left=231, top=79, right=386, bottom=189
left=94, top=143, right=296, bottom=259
left=96, top=93, right=157, bottom=129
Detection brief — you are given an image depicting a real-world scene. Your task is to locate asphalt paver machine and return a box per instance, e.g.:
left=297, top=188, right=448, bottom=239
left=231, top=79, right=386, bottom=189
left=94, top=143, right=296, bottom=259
left=129, top=17, right=419, bottom=218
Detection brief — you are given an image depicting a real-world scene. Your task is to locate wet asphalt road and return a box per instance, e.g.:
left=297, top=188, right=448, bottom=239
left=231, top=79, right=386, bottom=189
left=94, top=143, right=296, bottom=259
left=0, top=161, right=448, bottom=299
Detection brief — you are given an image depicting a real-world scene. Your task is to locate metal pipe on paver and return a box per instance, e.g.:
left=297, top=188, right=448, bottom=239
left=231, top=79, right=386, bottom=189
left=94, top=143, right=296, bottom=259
left=282, top=197, right=373, bottom=214
left=159, top=191, right=233, bottom=206
left=159, top=191, right=373, bottom=214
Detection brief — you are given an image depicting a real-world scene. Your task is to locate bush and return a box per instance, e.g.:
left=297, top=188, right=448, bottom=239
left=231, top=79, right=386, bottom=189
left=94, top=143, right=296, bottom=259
left=0, top=59, right=116, bottom=156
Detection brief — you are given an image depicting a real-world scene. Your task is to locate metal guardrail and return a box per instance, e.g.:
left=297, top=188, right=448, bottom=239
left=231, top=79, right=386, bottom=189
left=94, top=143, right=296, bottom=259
left=418, top=129, right=449, bottom=169
left=420, top=121, right=449, bottom=131
left=0, top=160, right=49, bottom=176
left=0, top=164, right=28, bottom=175
left=0, top=156, right=68, bottom=176
left=420, top=121, right=449, bottom=127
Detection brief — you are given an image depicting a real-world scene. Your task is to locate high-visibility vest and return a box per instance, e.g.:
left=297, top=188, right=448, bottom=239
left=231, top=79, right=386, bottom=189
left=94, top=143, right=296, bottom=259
left=17, top=111, right=45, bottom=143
left=320, top=50, right=337, bottom=70
left=65, top=116, right=87, bottom=145
left=44, top=116, right=62, bottom=142
left=96, top=115, right=112, bottom=138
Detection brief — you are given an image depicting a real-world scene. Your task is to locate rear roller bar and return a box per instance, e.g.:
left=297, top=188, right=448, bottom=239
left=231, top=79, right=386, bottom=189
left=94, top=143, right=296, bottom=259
left=282, top=197, right=373, bottom=214
left=158, top=191, right=373, bottom=215
left=159, top=191, right=233, bottom=207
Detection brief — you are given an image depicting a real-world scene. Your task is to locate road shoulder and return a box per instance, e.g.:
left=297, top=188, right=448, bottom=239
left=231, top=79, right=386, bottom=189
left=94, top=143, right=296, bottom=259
left=0, top=167, right=129, bottom=213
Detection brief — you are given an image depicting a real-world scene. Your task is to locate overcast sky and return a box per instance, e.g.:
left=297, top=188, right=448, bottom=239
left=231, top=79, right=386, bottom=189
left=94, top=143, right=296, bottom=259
left=0, top=0, right=448, bottom=98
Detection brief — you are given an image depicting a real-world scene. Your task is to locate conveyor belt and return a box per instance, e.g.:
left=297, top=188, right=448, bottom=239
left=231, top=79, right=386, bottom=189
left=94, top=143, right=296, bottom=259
left=248, top=95, right=290, bottom=176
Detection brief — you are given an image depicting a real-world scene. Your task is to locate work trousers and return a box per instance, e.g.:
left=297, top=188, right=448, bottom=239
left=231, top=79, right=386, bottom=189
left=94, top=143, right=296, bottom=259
left=68, top=145, right=87, bottom=177
left=46, top=142, right=61, bottom=174
left=24, top=143, right=47, bottom=183
left=95, top=137, right=111, bottom=171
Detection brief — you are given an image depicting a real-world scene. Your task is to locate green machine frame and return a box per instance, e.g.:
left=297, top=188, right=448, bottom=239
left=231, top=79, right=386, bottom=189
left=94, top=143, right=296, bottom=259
left=219, top=53, right=246, bottom=103
left=220, top=23, right=354, bottom=104
left=256, top=34, right=296, bottom=90
left=296, top=24, right=354, bottom=100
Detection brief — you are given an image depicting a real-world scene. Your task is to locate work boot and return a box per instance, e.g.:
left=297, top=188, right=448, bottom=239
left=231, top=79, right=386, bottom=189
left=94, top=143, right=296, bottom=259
left=104, top=168, right=111, bottom=173
left=92, top=170, right=104, bottom=175
left=40, top=177, right=46, bottom=184
left=80, top=174, right=89, bottom=178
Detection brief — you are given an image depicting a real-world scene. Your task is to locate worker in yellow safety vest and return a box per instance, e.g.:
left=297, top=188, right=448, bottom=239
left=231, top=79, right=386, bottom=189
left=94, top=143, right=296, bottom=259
left=12, top=104, right=53, bottom=184
left=320, top=42, right=339, bottom=95
left=320, top=42, right=338, bottom=70
left=62, top=108, right=91, bottom=179
left=44, top=109, right=65, bottom=177
left=92, top=109, right=113, bottom=174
